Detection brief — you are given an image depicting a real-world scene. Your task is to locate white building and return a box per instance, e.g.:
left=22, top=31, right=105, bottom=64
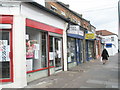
left=96, top=30, right=118, bottom=56
left=0, top=1, right=69, bottom=88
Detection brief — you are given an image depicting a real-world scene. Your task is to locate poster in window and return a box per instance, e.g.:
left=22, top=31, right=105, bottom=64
left=68, top=56, right=71, bottom=62
left=0, top=40, right=2, bottom=61
left=26, top=40, right=37, bottom=58
left=0, top=40, right=10, bottom=61
left=26, top=59, right=33, bottom=71
left=49, top=52, right=54, bottom=60
left=34, top=50, right=39, bottom=59
left=58, top=41, right=61, bottom=58
left=34, top=44, right=39, bottom=50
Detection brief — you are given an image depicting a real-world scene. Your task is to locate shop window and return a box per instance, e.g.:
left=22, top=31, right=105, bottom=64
left=26, top=27, right=47, bottom=72
left=88, top=41, right=94, bottom=58
left=61, top=11, right=66, bottom=16
left=78, top=21, right=81, bottom=25
left=0, top=31, right=10, bottom=79
left=111, top=37, right=114, bottom=41
left=50, top=5, right=58, bottom=12
left=67, top=37, right=76, bottom=63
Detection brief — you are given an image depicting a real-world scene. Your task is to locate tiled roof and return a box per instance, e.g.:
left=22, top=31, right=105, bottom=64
left=96, top=30, right=117, bottom=36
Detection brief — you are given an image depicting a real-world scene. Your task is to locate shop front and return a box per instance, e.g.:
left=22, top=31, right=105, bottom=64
left=67, top=25, right=84, bottom=69
left=0, top=15, right=13, bottom=83
left=86, top=40, right=95, bottom=61
left=26, top=19, right=63, bottom=82
left=85, top=33, right=96, bottom=61
left=1, top=1, right=66, bottom=87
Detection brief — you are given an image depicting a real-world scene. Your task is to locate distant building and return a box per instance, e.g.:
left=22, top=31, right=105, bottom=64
left=96, top=30, right=118, bottom=56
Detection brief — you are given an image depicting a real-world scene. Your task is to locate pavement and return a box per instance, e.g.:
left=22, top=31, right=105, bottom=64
left=25, top=53, right=119, bottom=88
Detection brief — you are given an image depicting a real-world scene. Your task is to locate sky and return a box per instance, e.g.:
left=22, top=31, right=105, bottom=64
left=58, top=0, right=119, bottom=35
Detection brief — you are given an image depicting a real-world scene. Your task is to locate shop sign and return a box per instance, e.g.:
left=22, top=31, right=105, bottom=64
left=85, top=33, right=95, bottom=39
left=68, top=25, right=84, bottom=36
left=0, top=24, right=12, bottom=29
left=102, top=37, right=111, bottom=42
left=106, top=43, right=112, bottom=48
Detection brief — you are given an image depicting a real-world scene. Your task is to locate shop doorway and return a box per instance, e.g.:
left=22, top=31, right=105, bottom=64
left=49, top=36, right=62, bottom=71
left=76, top=39, right=83, bottom=64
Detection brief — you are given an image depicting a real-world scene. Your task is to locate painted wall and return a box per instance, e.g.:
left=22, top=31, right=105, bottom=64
left=21, top=3, right=65, bottom=30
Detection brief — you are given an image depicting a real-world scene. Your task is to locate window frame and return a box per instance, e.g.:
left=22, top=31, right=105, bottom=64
left=0, top=15, right=13, bottom=82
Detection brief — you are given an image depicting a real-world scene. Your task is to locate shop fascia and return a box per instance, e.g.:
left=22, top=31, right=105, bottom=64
left=0, top=24, right=12, bottom=29
left=67, top=25, right=84, bottom=36
left=85, top=31, right=96, bottom=40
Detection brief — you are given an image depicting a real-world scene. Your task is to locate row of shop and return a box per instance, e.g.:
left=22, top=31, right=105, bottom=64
left=0, top=2, right=96, bottom=88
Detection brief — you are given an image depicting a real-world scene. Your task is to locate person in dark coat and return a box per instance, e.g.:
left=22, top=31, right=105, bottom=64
left=101, top=48, right=109, bottom=64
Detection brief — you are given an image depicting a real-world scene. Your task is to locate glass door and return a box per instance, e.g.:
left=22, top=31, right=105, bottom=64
left=49, top=36, right=62, bottom=71
left=54, top=37, right=62, bottom=71
left=80, top=40, right=83, bottom=63
left=0, top=30, right=13, bottom=82
left=76, top=39, right=80, bottom=65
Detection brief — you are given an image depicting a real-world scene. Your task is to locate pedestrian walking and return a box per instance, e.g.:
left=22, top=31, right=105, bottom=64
left=101, top=48, right=109, bottom=65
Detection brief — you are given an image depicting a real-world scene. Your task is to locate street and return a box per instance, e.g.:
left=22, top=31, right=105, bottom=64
left=25, top=53, right=119, bottom=88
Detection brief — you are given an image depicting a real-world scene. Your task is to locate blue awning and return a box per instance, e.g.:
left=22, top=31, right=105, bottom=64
left=67, top=33, right=84, bottom=39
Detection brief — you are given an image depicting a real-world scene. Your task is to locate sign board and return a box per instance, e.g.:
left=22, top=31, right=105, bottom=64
left=26, top=59, right=33, bottom=71
left=106, top=43, right=112, bottom=48
left=68, top=25, right=84, bottom=36
left=85, top=33, right=95, bottom=39
left=0, top=24, right=12, bottom=29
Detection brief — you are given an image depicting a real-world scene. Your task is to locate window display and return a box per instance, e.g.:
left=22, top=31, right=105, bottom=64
left=0, top=31, right=10, bottom=78
left=88, top=41, right=94, bottom=58
left=26, top=40, right=38, bottom=59
left=26, top=27, right=47, bottom=72
left=67, top=37, right=76, bottom=63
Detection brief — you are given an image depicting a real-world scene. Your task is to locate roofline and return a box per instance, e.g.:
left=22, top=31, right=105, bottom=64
left=57, top=2, right=83, bottom=19
left=102, top=34, right=118, bottom=37
left=23, top=2, right=87, bottom=31
left=91, top=24, right=96, bottom=29
left=25, top=2, right=70, bottom=22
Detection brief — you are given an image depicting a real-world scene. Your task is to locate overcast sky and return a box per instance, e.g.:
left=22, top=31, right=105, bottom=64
left=58, top=0, right=119, bottom=35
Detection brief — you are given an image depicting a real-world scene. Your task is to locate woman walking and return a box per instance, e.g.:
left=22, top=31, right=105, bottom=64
left=101, top=48, right=109, bottom=64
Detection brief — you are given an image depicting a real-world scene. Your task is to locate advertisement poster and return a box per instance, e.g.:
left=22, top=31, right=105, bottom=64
left=49, top=52, right=54, bottom=60
left=0, top=40, right=10, bottom=62
left=34, top=50, right=39, bottom=59
left=26, top=59, right=33, bottom=71
left=26, top=40, right=37, bottom=58
left=58, top=41, right=62, bottom=58
left=68, top=56, right=71, bottom=62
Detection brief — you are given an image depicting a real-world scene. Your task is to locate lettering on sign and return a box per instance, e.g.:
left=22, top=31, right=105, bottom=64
left=68, top=25, right=84, bottom=36
left=85, top=33, right=95, bottom=39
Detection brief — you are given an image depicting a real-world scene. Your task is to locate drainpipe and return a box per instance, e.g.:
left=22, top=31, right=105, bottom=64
left=47, top=33, right=50, bottom=76
left=83, top=29, right=87, bottom=63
